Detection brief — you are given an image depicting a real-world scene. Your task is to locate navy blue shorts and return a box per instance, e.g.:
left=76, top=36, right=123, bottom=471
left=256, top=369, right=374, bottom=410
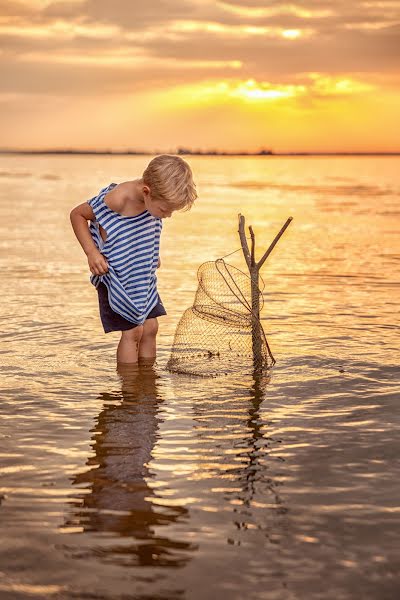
left=97, top=281, right=167, bottom=333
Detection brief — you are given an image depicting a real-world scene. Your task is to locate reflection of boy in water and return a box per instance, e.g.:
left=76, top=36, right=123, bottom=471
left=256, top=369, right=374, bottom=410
left=65, top=363, right=194, bottom=567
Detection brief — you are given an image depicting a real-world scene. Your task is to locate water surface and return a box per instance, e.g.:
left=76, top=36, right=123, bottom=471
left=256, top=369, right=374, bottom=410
left=0, top=155, right=399, bottom=599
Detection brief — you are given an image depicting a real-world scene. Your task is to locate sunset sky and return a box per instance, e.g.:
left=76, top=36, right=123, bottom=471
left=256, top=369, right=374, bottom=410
left=1, top=0, right=399, bottom=152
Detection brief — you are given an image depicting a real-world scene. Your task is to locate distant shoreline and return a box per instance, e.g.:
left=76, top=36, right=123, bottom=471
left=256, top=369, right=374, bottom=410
left=0, top=149, right=399, bottom=157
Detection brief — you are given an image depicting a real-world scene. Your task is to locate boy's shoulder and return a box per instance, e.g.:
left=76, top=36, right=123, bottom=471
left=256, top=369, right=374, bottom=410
left=104, top=181, right=136, bottom=214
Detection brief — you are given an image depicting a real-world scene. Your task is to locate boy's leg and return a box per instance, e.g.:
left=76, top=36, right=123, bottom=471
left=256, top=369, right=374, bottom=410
left=117, top=325, right=144, bottom=364
left=138, top=318, right=158, bottom=363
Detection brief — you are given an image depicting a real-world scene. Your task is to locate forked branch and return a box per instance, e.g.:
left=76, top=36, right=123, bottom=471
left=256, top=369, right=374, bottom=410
left=238, top=214, right=293, bottom=270
left=237, top=212, right=293, bottom=368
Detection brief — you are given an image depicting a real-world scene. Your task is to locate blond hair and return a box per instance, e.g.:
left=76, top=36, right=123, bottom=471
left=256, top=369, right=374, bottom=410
left=142, top=154, right=197, bottom=212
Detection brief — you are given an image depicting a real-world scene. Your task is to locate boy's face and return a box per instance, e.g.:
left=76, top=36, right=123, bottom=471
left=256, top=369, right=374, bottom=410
left=143, top=187, right=174, bottom=219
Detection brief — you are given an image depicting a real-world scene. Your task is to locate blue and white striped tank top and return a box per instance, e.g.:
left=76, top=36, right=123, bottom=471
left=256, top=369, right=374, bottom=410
left=87, top=182, right=163, bottom=325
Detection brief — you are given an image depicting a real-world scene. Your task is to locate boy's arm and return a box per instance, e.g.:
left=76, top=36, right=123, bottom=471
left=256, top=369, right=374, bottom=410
left=70, top=202, right=109, bottom=276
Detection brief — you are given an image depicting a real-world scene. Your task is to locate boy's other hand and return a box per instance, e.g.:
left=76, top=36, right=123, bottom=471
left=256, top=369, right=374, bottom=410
left=87, top=249, right=109, bottom=276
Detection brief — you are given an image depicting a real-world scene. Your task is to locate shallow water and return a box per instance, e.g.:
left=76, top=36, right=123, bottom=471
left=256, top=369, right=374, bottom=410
left=0, top=155, right=399, bottom=599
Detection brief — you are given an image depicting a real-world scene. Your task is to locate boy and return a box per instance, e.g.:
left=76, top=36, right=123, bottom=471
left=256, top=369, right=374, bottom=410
left=70, top=154, right=197, bottom=365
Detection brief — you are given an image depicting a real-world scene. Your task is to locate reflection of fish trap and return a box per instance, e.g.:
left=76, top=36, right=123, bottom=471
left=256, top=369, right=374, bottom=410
left=166, top=258, right=274, bottom=377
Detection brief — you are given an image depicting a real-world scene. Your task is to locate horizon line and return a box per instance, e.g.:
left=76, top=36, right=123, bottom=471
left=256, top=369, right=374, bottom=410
left=0, top=148, right=399, bottom=156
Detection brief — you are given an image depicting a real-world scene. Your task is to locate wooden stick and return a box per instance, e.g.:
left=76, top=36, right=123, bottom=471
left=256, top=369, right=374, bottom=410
left=257, top=217, right=293, bottom=269
left=238, top=214, right=293, bottom=370
left=238, top=214, right=251, bottom=269
left=249, top=264, right=262, bottom=368
left=249, top=225, right=255, bottom=267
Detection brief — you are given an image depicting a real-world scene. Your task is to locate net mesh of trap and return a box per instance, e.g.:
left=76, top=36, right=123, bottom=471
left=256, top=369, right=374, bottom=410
left=166, top=258, right=274, bottom=377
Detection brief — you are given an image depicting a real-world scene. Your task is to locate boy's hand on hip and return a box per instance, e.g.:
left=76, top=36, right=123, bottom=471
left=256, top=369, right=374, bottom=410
left=87, top=249, right=109, bottom=276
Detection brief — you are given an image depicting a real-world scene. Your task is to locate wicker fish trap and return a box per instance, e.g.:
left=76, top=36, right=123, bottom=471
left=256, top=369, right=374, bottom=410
left=166, top=258, right=275, bottom=377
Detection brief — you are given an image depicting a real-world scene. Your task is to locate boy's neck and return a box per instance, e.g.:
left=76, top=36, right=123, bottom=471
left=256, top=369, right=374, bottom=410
left=129, top=178, right=146, bottom=209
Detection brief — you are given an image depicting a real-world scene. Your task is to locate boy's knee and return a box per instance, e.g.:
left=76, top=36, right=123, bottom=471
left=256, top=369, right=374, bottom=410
left=121, top=324, right=144, bottom=342
left=142, top=318, right=158, bottom=338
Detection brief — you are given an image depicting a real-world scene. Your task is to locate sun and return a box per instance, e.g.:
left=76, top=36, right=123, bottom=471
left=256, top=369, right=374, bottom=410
left=232, top=79, right=301, bottom=101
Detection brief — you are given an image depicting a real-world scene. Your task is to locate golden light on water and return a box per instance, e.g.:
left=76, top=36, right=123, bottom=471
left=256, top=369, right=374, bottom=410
left=0, top=152, right=399, bottom=595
